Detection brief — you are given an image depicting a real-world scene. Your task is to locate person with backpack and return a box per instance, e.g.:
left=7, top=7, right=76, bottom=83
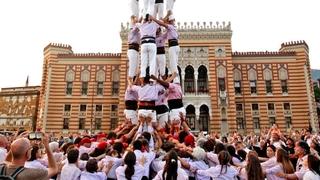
left=0, top=133, right=58, bottom=180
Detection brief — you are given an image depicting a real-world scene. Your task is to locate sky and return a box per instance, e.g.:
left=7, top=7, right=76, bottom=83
left=0, top=0, right=319, bottom=89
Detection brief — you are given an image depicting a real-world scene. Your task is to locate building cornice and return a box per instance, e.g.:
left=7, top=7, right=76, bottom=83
left=57, top=53, right=121, bottom=58
left=232, top=51, right=296, bottom=57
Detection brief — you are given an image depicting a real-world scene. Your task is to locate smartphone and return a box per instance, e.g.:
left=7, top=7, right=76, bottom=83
left=28, top=132, right=36, bottom=140
left=36, top=132, right=43, bottom=140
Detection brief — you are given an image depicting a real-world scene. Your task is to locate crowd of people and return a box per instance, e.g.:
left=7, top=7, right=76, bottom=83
left=1, top=123, right=320, bottom=180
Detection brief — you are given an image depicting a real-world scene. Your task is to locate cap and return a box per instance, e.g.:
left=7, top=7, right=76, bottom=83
left=81, top=137, right=91, bottom=144
left=184, top=134, right=195, bottom=147
left=97, top=141, right=108, bottom=150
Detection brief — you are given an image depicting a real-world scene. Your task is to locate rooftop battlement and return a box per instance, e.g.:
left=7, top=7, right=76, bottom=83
left=281, top=40, right=309, bottom=50
left=120, top=21, right=232, bottom=41
left=57, top=53, right=121, bottom=58
left=44, top=43, right=72, bottom=51
left=232, top=51, right=296, bottom=57
left=121, top=21, right=231, bottom=32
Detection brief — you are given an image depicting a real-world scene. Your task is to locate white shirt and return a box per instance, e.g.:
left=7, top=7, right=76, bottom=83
left=153, top=168, right=188, bottom=180
left=134, top=149, right=156, bottom=177
left=197, top=165, right=238, bottom=180
left=80, top=171, right=106, bottom=180
left=265, top=164, right=286, bottom=180
left=303, top=170, right=320, bottom=180
left=0, top=147, right=7, bottom=164
left=62, top=158, right=87, bottom=171
left=206, top=152, right=219, bottom=166
left=100, top=156, right=123, bottom=179
left=189, top=160, right=210, bottom=180
left=261, top=156, right=277, bottom=171
left=60, top=163, right=81, bottom=180
left=295, top=155, right=308, bottom=180
left=79, top=146, right=94, bottom=157
left=115, top=164, right=145, bottom=180
left=25, top=160, right=47, bottom=170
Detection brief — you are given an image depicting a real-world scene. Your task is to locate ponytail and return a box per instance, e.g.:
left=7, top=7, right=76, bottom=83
left=125, top=164, right=135, bottom=180
left=163, top=150, right=178, bottom=180
left=124, top=151, right=136, bottom=180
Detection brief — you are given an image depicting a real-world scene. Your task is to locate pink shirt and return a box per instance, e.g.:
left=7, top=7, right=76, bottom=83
left=155, top=89, right=168, bottom=106
left=138, top=84, right=164, bottom=101
left=167, top=24, right=178, bottom=40
left=128, top=25, right=140, bottom=44
left=167, top=83, right=182, bottom=100
left=125, top=85, right=140, bottom=101
left=156, top=32, right=167, bottom=47
left=139, top=22, right=159, bottom=38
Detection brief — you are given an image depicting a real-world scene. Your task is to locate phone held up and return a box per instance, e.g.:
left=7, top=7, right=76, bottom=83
left=28, top=132, right=43, bottom=140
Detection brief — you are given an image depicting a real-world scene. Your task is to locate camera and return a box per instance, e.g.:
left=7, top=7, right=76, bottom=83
left=28, top=132, right=43, bottom=140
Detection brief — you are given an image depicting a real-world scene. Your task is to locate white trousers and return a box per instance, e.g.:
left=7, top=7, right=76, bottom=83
left=169, top=107, right=186, bottom=124
left=127, top=49, right=139, bottom=78
left=168, top=45, right=180, bottom=74
left=153, top=3, right=164, bottom=19
left=124, top=109, right=138, bottom=125
left=157, top=112, right=168, bottom=128
left=138, top=109, right=157, bottom=123
left=156, top=54, right=166, bottom=77
left=140, top=43, right=157, bottom=77
left=130, top=0, right=139, bottom=17
left=142, top=0, right=155, bottom=17
left=166, top=0, right=175, bottom=12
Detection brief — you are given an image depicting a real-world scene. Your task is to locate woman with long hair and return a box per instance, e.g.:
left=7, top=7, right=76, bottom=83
left=265, top=148, right=294, bottom=180
left=153, top=150, right=188, bottom=180
left=197, top=150, right=238, bottom=179
left=238, top=151, right=264, bottom=180
left=260, top=145, right=277, bottom=170
left=115, top=151, right=144, bottom=180
left=24, top=144, right=47, bottom=170
left=303, top=154, right=320, bottom=179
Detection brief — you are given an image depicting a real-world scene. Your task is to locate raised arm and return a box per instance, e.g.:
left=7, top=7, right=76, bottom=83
left=150, top=15, right=168, bottom=28
left=43, top=133, right=58, bottom=178
left=150, top=75, right=169, bottom=88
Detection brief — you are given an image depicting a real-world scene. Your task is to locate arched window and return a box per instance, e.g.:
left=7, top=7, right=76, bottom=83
left=279, top=68, right=288, bottom=93
left=263, top=69, right=272, bottom=81
left=279, top=68, right=288, bottom=80
left=264, top=69, right=273, bottom=94
left=248, top=69, right=257, bottom=94
left=184, top=66, right=195, bottom=93
left=96, top=70, right=105, bottom=82
left=65, top=70, right=75, bottom=95
left=66, top=70, right=75, bottom=82
left=199, top=105, right=209, bottom=131
left=233, top=69, right=242, bottom=81
left=96, top=70, right=105, bottom=96
left=81, top=70, right=90, bottom=82
left=198, top=65, right=208, bottom=93
left=112, top=69, right=120, bottom=96
left=186, top=105, right=196, bottom=130
left=81, top=70, right=90, bottom=96
left=234, top=69, right=242, bottom=95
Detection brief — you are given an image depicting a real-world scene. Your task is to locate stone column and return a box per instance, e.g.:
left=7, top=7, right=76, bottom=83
left=195, top=105, right=200, bottom=131
left=181, top=72, right=185, bottom=94
left=194, top=72, right=198, bottom=95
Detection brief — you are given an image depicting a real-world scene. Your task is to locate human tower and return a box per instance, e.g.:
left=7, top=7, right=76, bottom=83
left=125, top=0, right=187, bottom=134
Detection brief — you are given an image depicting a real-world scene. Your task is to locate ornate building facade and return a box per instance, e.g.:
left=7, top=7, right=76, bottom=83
left=37, top=22, right=318, bottom=135
left=0, top=86, right=40, bottom=131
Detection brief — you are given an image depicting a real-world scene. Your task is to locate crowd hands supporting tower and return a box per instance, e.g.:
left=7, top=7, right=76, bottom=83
left=1, top=122, right=320, bottom=179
